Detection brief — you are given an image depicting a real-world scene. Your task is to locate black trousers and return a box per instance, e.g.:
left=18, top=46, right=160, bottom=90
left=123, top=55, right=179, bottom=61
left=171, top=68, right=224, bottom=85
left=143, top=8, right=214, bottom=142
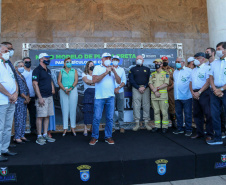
left=193, top=88, right=213, bottom=137
left=221, top=106, right=226, bottom=132
left=27, top=97, right=36, bottom=132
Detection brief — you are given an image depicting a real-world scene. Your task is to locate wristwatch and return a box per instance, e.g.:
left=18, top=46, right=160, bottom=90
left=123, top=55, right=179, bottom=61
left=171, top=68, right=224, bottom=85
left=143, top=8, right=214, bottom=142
left=221, top=88, right=224, bottom=91
left=198, top=91, right=202, bottom=95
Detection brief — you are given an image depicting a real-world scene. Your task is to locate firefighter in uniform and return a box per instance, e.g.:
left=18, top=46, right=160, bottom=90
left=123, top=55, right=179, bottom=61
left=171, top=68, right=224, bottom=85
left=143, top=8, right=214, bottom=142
left=149, top=59, right=169, bottom=133
left=161, top=56, right=176, bottom=128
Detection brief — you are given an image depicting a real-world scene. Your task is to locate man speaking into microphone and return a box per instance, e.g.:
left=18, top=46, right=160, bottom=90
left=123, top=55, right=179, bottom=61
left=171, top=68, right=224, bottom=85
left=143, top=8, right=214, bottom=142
left=89, top=53, right=121, bottom=145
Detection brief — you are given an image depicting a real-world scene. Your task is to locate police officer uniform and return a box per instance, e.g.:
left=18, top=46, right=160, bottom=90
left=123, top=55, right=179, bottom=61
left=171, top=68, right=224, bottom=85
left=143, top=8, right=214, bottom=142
left=191, top=61, right=213, bottom=140
left=162, top=58, right=176, bottom=127
left=149, top=59, right=169, bottom=132
left=128, top=64, right=151, bottom=131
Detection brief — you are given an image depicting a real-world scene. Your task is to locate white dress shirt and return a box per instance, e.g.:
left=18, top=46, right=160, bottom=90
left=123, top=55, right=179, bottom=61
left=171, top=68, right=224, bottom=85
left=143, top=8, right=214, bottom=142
left=173, top=66, right=192, bottom=100
left=191, top=63, right=210, bottom=90
left=114, top=66, right=126, bottom=93
left=93, top=64, right=116, bottom=99
left=209, top=59, right=226, bottom=87
left=0, top=61, right=17, bottom=105
left=22, top=69, right=35, bottom=97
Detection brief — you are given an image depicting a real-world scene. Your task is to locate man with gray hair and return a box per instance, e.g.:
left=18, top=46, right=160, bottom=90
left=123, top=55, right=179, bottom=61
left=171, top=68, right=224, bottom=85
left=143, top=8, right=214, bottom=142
left=0, top=44, right=18, bottom=161
left=173, top=57, right=193, bottom=136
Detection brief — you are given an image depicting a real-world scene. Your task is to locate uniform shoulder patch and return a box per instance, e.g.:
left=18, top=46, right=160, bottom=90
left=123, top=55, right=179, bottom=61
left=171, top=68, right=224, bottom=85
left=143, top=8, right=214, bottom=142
left=166, top=74, right=169, bottom=78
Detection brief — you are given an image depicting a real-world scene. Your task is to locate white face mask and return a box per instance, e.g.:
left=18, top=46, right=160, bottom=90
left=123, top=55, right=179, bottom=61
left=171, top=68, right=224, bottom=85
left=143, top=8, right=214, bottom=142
left=9, top=50, right=14, bottom=57
left=18, top=67, right=24, bottom=73
left=136, top=59, right=142, bottom=65
left=194, top=59, right=200, bottom=66
left=216, top=50, right=224, bottom=58
left=112, top=60, right=119, bottom=66
left=1, top=52, right=10, bottom=61
left=104, top=59, right=111, bottom=67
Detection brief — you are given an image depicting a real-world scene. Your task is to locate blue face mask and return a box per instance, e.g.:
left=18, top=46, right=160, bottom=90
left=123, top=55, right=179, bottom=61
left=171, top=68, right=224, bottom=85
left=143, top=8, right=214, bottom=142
left=18, top=67, right=24, bottom=73
left=176, top=63, right=182, bottom=69
left=66, top=63, right=72, bottom=68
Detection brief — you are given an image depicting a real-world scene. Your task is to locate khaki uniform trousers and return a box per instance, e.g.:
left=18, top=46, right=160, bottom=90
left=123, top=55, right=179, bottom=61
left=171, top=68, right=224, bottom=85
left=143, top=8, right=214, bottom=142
left=168, top=89, right=175, bottom=114
left=132, top=87, right=150, bottom=122
left=151, top=100, right=169, bottom=128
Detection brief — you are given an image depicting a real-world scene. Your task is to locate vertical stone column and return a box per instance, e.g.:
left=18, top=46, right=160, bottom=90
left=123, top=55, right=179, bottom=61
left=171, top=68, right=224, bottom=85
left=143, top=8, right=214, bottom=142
left=207, top=0, right=226, bottom=48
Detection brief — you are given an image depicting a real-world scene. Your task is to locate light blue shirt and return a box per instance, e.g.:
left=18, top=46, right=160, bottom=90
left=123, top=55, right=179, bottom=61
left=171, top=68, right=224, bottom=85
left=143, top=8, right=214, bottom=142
left=209, top=59, right=226, bottom=87
left=191, top=63, right=210, bottom=90
left=114, top=66, right=126, bottom=93
left=93, top=64, right=116, bottom=99
left=173, top=66, right=192, bottom=100
left=22, top=69, right=36, bottom=97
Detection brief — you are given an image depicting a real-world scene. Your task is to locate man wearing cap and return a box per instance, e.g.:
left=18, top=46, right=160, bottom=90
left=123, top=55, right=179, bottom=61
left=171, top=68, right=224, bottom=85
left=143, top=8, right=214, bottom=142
left=173, top=58, right=193, bottom=136
left=208, top=42, right=226, bottom=145
left=128, top=55, right=151, bottom=131
left=89, top=53, right=121, bottom=145
left=32, top=53, right=56, bottom=145
left=112, top=55, right=127, bottom=133
left=187, top=57, right=195, bottom=69
left=162, top=56, right=176, bottom=128
left=190, top=52, right=213, bottom=141
left=149, top=59, right=169, bottom=133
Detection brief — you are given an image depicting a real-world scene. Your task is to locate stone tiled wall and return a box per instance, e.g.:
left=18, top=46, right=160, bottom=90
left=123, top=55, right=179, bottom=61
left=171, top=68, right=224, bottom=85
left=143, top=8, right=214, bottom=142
left=1, top=0, right=209, bottom=61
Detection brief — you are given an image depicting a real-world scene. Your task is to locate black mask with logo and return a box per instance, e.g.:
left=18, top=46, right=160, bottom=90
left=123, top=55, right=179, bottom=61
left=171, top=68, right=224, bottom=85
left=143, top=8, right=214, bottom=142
left=163, top=62, right=168, bottom=67
left=155, top=64, right=161, bottom=69
left=25, top=62, right=31, bottom=68
left=90, top=66, right=94, bottom=71
left=43, top=60, right=50, bottom=65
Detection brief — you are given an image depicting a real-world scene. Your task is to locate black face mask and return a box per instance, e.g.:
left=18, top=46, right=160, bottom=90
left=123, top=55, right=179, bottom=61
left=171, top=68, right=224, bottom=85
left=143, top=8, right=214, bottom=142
left=43, top=60, right=50, bottom=65
left=25, top=62, right=31, bottom=68
left=90, top=66, right=94, bottom=71
left=205, top=53, right=211, bottom=59
left=155, top=64, right=161, bottom=69
left=163, top=62, right=168, bottom=66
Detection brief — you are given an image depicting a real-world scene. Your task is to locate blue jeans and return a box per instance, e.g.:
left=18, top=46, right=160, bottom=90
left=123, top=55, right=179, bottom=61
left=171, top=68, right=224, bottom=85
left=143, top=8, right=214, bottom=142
left=210, top=90, right=226, bottom=141
left=91, top=97, right=115, bottom=139
left=175, top=99, right=192, bottom=132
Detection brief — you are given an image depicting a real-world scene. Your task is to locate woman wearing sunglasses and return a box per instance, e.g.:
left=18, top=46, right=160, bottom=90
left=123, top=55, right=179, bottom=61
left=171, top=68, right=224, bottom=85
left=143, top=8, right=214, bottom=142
left=58, top=57, right=78, bottom=136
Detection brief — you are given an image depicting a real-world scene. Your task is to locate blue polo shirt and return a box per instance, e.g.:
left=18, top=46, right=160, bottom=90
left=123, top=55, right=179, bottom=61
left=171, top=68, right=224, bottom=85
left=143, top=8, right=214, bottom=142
left=32, top=64, right=52, bottom=98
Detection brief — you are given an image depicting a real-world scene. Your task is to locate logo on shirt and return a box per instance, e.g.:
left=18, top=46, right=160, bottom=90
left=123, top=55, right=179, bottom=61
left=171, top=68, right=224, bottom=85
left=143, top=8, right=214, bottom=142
left=181, top=76, right=187, bottom=82
left=166, top=74, right=169, bottom=78
left=10, top=72, right=15, bottom=79
left=198, top=73, right=205, bottom=78
left=32, top=76, right=37, bottom=79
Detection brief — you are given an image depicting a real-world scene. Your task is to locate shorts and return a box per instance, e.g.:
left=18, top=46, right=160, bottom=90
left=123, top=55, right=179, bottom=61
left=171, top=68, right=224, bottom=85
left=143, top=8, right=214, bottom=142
left=35, top=96, right=54, bottom=117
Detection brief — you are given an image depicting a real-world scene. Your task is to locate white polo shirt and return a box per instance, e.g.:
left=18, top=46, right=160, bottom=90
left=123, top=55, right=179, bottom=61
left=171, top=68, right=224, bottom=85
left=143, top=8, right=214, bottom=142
left=209, top=59, right=226, bottom=87
left=173, top=66, right=192, bottom=100
left=22, top=69, right=35, bottom=97
left=82, top=73, right=95, bottom=91
left=191, top=63, right=210, bottom=90
left=0, top=61, right=17, bottom=105
left=93, top=64, right=116, bottom=99
left=114, top=66, right=126, bottom=94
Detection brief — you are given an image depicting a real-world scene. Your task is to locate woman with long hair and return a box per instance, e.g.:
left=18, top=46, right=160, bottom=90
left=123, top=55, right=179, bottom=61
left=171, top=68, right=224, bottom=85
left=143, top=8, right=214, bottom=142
left=82, top=61, right=95, bottom=136
left=57, top=57, right=78, bottom=136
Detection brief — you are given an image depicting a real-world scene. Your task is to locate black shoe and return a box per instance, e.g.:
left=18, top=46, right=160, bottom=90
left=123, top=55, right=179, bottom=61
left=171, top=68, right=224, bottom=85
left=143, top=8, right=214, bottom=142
left=162, top=128, right=168, bottom=134
left=9, top=144, right=16, bottom=148
left=21, top=138, right=30, bottom=142
left=2, top=151, right=18, bottom=156
left=152, top=128, right=160, bottom=133
left=173, top=130, right=184, bottom=134
left=0, top=156, right=8, bottom=162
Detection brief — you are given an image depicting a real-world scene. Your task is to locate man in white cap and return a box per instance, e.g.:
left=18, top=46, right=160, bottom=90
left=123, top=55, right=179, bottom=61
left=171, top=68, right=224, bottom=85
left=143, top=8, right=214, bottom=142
left=89, top=53, right=121, bottom=145
left=187, top=57, right=195, bottom=69
left=32, top=53, right=56, bottom=145
left=112, top=55, right=126, bottom=133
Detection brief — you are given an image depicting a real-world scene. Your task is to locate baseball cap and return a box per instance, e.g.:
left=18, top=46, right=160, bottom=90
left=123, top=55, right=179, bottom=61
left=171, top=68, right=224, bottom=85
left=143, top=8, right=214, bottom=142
left=102, top=53, right=111, bottom=58
left=161, top=56, right=168, bottom=60
left=187, top=57, right=195, bottom=63
left=194, top=52, right=206, bottom=58
left=39, top=53, right=52, bottom=59
left=112, top=55, right=120, bottom=60
left=154, top=59, right=163, bottom=63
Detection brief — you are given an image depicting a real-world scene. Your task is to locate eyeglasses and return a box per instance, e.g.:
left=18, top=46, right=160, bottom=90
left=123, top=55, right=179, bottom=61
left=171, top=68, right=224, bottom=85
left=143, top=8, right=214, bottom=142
left=66, top=61, right=72, bottom=63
